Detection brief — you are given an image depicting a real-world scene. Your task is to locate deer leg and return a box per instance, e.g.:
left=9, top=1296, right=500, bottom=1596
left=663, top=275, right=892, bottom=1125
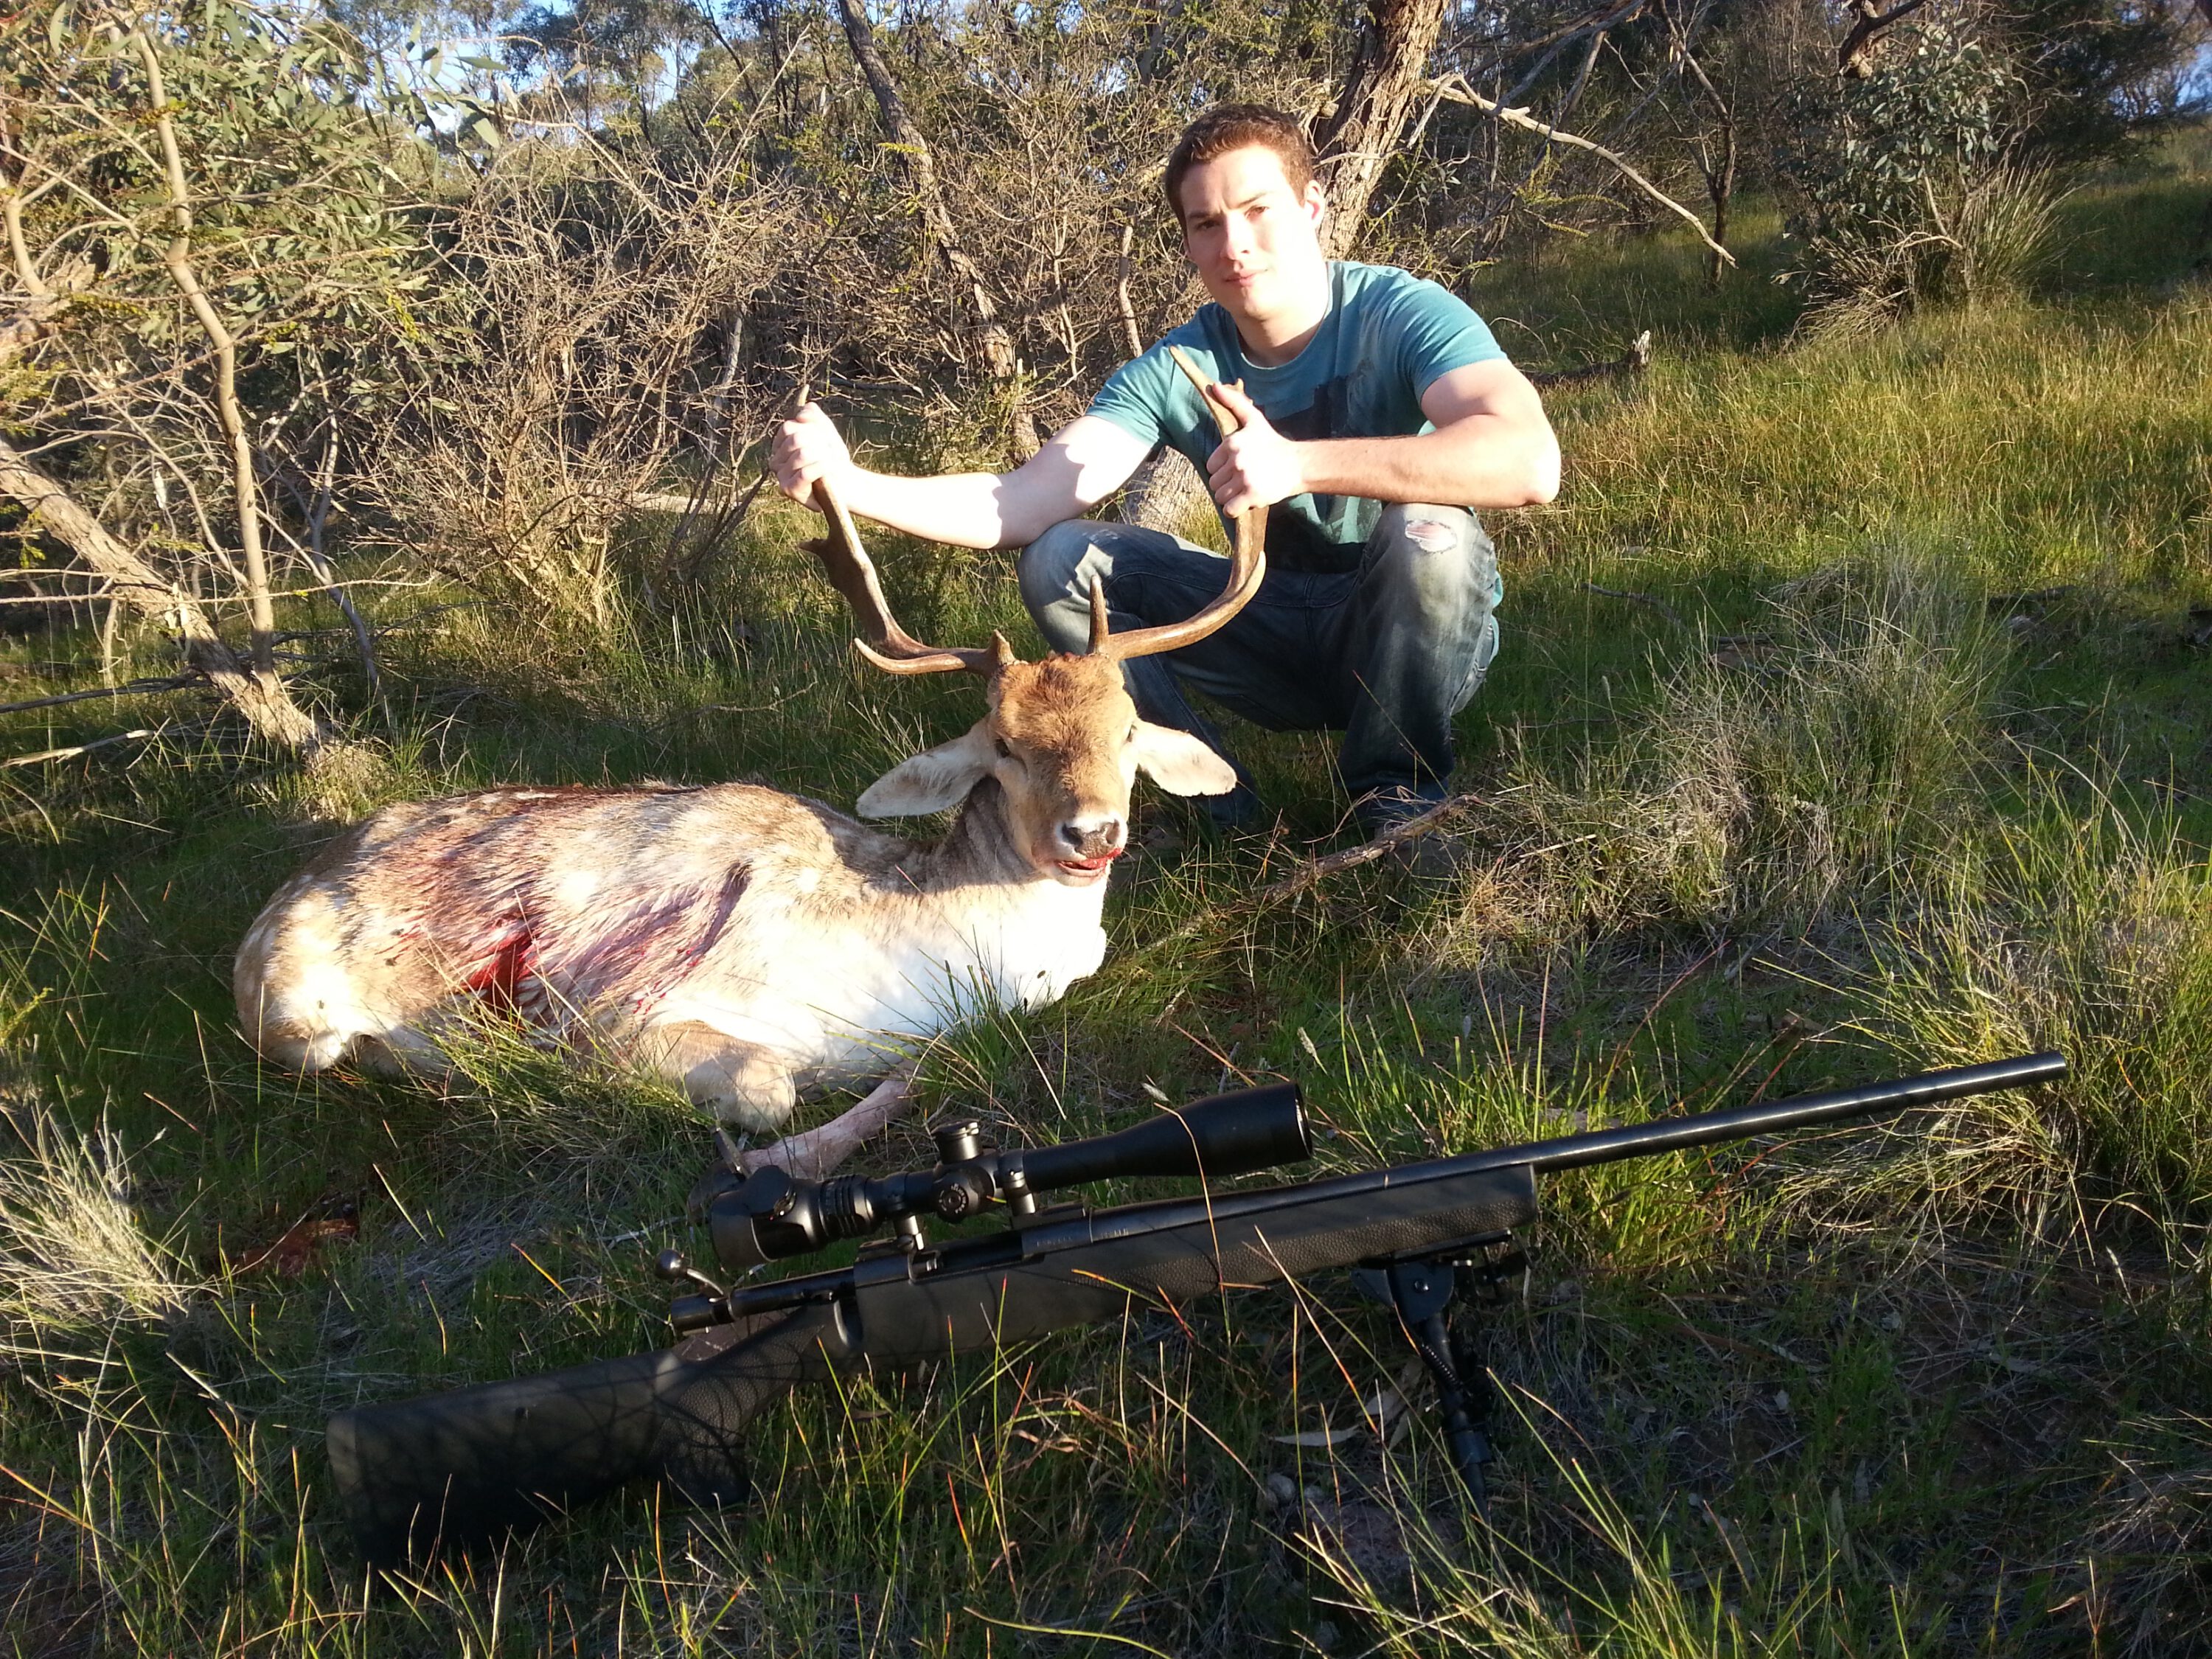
left=740, top=1064, right=919, bottom=1180
left=641, top=1021, right=801, bottom=1129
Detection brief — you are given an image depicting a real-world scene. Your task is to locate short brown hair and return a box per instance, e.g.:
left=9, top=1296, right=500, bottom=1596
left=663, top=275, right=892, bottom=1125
left=1162, top=104, right=1318, bottom=223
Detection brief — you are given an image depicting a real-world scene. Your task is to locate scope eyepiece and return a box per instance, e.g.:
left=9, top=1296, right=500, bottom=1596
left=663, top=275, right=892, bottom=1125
left=707, top=1167, right=900, bottom=1273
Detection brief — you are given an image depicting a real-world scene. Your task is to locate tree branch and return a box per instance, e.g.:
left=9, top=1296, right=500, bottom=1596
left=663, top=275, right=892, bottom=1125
left=1837, top=0, right=1934, bottom=78
left=0, top=259, right=95, bottom=367
left=1428, top=74, right=1736, bottom=266
left=1527, top=330, right=1653, bottom=387
left=830, top=0, right=1037, bottom=457
left=0, top=435, right=322, bottom=750
left=3, top=728, right=163, bottom=768
left=129, top=28, right=282, bottom=678
left=0, top=675, right=200, bottom=716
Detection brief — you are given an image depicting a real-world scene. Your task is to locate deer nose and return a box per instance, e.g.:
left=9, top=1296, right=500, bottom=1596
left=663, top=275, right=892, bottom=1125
left=1059, top=816, right=1124, bottom=858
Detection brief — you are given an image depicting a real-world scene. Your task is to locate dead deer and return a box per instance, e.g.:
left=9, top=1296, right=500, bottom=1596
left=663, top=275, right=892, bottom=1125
left=234, top=431, right=1265, bottom=1177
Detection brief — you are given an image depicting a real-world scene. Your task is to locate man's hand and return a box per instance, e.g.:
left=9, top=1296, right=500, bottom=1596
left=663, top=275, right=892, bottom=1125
left=1203, top=383, right=1306, bottom=516
left=772, top=402, right=856, bottom=509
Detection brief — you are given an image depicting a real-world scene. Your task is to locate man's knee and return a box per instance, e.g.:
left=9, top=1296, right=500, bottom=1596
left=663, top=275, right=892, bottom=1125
left=1015, top=519, right=1099, bottom=617
left=1366, top=506, right=1498, bottom=619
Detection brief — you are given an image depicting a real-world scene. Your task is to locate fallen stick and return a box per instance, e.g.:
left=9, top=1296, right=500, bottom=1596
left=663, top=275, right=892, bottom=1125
left=1582, top=582, right=1687, bottom=630
left=0, top=675, right=201, bottom=717
left=1529, top=330, right=1653, bottom=389
left=4, top=728, right=161, bottom=768
left=1149, top=793, right=1484, bottom=953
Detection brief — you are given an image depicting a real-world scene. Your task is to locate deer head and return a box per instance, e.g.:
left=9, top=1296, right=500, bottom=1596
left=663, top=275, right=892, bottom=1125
left=803, top=380, right=1265, bottom=887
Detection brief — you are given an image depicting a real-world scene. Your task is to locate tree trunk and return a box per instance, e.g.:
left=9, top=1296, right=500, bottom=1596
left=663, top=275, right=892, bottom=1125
left=132, top=29, right=284, bottom=679
left=831, top=0, right=1038, bottom=458
left=0, top=437, right=324, bottom=751
left=1659, top=3, right=1738, bottom=285
left=1705, top=128, right=1736, bottom=286
left=1312, top=0, right=1449, bottom=258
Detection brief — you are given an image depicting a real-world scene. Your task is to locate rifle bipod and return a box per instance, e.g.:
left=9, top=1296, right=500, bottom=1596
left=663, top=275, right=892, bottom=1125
left=1354, top=1234, right=1527, bottom=1519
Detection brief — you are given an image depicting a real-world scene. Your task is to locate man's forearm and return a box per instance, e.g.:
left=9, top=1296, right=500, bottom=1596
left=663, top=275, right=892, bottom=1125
left=835, top=468, right=1026, bottom=550
left=1294, top=420, right=1559, bottom=509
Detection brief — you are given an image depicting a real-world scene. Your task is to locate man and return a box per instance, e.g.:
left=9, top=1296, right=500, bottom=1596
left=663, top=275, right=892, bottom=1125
left=773, top=103, right=1559, bottom=835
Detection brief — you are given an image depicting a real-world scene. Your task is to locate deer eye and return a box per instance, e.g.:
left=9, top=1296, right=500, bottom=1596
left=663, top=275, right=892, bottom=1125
left=993, top=737, right=1013, bottom=760
left=1126, top=724, right=1138, bottom=744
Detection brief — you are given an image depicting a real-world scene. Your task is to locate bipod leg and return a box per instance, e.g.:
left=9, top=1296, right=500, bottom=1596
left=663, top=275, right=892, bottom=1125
left=1382, top=1257, right=1495, bottom=1519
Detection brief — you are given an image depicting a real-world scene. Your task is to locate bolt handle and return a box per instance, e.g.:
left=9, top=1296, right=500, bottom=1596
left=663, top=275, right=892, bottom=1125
left=653, top=1249, right=726, bottom=1298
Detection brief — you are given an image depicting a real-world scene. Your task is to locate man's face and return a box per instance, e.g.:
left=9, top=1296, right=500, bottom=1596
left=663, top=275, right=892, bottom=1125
left=1178, top=145, right=1328, bottom=328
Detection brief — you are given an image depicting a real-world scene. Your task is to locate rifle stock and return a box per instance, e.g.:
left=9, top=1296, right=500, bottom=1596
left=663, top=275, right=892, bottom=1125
left=330, top=1301, right=852, bottom=1566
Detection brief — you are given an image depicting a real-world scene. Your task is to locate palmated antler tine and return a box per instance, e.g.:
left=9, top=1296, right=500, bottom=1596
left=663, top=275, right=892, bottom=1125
left=1091, top=347, right=1269, bottom=663
left=801, top=470, right=1002, bottom=677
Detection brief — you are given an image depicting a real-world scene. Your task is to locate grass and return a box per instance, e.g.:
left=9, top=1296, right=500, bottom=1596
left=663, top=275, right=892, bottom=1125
left=4, top=135, right=2212, bottom=1653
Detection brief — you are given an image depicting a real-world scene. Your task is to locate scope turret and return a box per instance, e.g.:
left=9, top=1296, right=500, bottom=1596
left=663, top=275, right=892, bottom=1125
left=707, top=1082, right=1309, bottom=1273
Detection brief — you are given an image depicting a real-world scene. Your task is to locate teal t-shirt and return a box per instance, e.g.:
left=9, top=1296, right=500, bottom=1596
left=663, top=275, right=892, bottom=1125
left=1087, top=260, right=1508, bottom=570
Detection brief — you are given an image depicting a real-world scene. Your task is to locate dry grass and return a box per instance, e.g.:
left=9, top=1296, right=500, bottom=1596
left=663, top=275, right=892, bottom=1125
left=0, top=1080, right=198, bottom=1365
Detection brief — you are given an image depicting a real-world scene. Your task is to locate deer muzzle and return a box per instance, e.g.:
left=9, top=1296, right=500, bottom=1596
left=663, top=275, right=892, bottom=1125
left=1052, top=815, right=1125, bottom=879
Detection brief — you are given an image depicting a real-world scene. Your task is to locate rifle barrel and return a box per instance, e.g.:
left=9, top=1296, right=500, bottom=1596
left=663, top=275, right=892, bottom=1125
left=1489, top=1051, right=2067, bottom=1177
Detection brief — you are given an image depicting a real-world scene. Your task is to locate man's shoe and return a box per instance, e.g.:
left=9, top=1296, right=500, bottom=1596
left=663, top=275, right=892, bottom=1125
left=1354, top=787, right=1464, bottom=880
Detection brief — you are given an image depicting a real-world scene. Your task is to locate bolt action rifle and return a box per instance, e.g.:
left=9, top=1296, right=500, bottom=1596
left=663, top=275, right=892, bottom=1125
left=328, top=1050, right=2065, bottom=1564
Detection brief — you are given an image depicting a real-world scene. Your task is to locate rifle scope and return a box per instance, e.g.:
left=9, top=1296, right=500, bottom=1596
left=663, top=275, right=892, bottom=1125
left=708, top=1082, right=1309, bottom=1273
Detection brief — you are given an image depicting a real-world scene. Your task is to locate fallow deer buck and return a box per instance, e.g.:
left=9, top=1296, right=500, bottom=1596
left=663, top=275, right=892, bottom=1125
left=234, top=386, right=1265, bottom=1177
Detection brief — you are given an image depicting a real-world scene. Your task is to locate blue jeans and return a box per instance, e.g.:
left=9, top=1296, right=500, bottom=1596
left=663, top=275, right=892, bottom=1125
left=1017, top=505, right=1501, bottom=822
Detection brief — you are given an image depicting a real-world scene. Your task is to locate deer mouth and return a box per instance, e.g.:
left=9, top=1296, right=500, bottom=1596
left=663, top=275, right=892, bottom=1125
left=1054, top=850, right=1121, bottom=880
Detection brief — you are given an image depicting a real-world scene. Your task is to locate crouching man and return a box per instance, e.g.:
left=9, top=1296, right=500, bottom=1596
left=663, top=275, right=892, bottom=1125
left=773, top=102, right=1559, bottom=835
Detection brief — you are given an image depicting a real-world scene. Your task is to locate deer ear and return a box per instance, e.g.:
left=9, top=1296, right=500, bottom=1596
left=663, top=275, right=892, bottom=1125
left=857, top=724, right=996, bottom=818
left=1131, top=720, right=1237, bottom=796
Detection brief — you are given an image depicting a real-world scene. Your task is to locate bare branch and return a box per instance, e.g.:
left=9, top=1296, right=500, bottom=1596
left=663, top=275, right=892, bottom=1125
left=1582, top=579, right=1687, bottom=630
left=3, top=728, right=161, bottom=768
left=128, top=27, right=282, bottom=678
left=1115, top=224, right=1144, bottom=361
left=0, top=675, right=200, bottom=716
left=1428, top=74, right=1736, bottom=266
left=1528, top=330, right=1653, bottom=386
left=1839, top=0, right=1935, bottom=78
left=830, top=0, right=1037, bottom=456
left=0, top=259, right=94, bottom=366
left=0, top=434, right=322, bottom=750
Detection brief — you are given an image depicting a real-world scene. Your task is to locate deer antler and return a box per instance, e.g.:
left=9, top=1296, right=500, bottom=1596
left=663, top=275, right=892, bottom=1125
left=1087, top=347, right=1268, bottom=663
left=800, top=358, right=1263, bottom=672
left=802, top=473, right=1008, bottom=677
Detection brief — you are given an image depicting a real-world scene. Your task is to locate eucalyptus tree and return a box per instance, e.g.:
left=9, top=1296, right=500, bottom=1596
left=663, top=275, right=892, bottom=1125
left=1, top=0, right=453, bottom=747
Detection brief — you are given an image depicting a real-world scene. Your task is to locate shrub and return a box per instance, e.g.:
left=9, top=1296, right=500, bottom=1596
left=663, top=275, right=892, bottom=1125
left=1778, top=18, right=2025, bottom=321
